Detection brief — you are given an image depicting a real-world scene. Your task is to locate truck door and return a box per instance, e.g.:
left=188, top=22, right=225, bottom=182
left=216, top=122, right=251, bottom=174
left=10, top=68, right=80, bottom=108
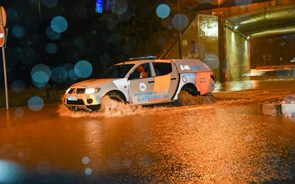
left=152, top=61, right=179, bottom=103
left=128, top=62, right=155, bottom=105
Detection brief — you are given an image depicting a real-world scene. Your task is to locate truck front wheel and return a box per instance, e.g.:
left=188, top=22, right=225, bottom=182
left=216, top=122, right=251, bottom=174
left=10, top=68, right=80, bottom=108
left=100, top=91, right=126, bottom=112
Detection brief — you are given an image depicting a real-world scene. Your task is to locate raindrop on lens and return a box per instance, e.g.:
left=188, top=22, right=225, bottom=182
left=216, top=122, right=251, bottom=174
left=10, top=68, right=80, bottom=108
left=31, top=64, right=51, bottom=88
left=110, top=0, right=128, bottom=15
left=36, top=161, right=51, bottom=175
left=64, top=63, right=79, bottom=81
left=32, top=71, right=49, bottom=87
left=122, top=158, right=132, bottom=168
left=0, top=161, right=24, bottom=183
left=50, top=16, right=68, bottom=33
left=12, top=25, right=26, bottom=38
left=11, top=80, right=25, bottom=93
left=82, top=156, right=90, bottom=165
left=15, top=108, right=24, bottom=118
left=46, top=26, right=61, bottom=40
left=41, top=0, right=59, bottom=8
left=204, top=54, right=219, bottom=70
left=73, top=36, right=85, bottom=48
left=99, top=53, right=111, bottom=66
left=28, top=96, right=44, bottom=111
left=156, top=4, right=170, bottom=19
left=172, top=14, right=188, bottom=31
left=51, top=66, right=68, bottom=84
left=7, top=8, right=18, bottom=20
left=68, top=69, right=79, bottom=81
left=84, top=168, right=92, bottom=176
left=74, top=60, right=93, bottom=78
left=45, top=43, right=58, bottom=54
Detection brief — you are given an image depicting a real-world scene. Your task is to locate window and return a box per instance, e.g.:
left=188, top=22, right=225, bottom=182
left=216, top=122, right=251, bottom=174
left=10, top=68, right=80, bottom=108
left=129, top=63, right=151, bottom=79
left=153, top=62, right=172, bottom=76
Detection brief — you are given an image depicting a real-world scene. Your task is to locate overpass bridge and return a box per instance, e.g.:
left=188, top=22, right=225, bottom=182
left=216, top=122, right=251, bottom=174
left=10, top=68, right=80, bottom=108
left=160, top=0, right=295, bottom=81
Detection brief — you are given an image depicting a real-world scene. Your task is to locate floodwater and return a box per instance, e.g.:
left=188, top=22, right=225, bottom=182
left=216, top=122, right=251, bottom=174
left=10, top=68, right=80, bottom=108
left=1, top=79, right=295, bottom=183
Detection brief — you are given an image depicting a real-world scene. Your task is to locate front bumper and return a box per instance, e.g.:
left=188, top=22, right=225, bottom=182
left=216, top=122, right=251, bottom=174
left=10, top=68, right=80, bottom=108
left=64, top=94, right=101, bottom=111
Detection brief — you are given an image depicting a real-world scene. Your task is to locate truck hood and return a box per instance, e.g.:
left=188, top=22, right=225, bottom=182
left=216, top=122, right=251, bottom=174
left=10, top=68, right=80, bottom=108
left=71, top=78, right=115, bottom=88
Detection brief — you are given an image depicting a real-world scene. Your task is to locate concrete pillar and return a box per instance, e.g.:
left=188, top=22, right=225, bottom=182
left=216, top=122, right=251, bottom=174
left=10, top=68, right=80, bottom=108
left=218, top=16, right=227, bottom=82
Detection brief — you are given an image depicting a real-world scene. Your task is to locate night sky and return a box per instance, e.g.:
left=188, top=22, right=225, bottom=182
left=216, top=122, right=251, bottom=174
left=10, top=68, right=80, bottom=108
left=0, top=0, right=178, bottom=89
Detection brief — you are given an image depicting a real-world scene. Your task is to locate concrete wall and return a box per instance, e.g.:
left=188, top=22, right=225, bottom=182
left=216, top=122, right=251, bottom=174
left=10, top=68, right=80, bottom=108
left=225, top=22, right=250, bottom=80
left=164, top=15, right=250, bottom=81
left=165, top=14, right=220, bottom=80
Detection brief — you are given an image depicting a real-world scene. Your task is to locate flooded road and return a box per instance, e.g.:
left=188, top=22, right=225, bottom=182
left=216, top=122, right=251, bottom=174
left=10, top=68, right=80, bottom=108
left=1, top=79, right=295, bottom=183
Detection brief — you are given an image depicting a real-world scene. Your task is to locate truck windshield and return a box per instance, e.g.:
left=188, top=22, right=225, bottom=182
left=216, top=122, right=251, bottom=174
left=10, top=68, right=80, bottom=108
left=103, top=64, right=134, bottom=78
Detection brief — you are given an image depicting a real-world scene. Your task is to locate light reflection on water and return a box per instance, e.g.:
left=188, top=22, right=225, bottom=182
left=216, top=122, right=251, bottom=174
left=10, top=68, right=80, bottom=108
left=214, top=80, right=256, bottom=92
left=1, top=80, right=295, bottom=183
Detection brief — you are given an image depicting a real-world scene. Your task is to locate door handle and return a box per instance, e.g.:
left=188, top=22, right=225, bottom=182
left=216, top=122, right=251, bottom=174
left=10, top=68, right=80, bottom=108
left=171, top=78, right=176, bottom=80
left=148, top=81, right=154, bottom=83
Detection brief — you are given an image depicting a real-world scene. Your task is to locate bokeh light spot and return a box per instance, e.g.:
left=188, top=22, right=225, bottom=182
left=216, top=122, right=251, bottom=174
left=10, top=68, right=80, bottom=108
left=99, top=53, right=111, bottom=66
left=28, top=96, right=44, bottom=111
left=107, top=155, right=121, bottom=170
left=46, top=27, right=61, bottom=40
left=82, top=157, right=90, bottom=165
left=68, top=69, right=79, bottom=81
left=204, top=54, right=219, bottom=70
left=15, top=108, right=24, bottom=118
left=11, top=80, right=25, bottom=93
left=172, top=14, right=188, bottom=31
left=51, top=66, right=68, bottom=84
left=119, top=10, right=132, bottom=22
left=7, top=8, right=18, bottom=20
left=32, top=71, right=49, bottom=88
left=36, top=161, right=51, bottom=175
left=50, top=16, right=68, bottom=33
left=31, top=64, right=51, bottom=88
left=12, top=25, right=26, bottom=38
left=45, top=43, right=58, bottom=55
left=156, top=4, right=170, bottom=19
left=84, top=168, right=92, bottom=176
left=73, top=36, right=85, bottom=48
left=74, top=60, right=93, bottom=78
left=41, top=0, right=59, bottom=8
left=0, top=160, right=24, bottom=183
left=110, top=0, right=128, bottom=15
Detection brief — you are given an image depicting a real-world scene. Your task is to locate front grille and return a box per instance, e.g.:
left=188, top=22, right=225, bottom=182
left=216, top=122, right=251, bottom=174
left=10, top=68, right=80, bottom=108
left=66, top=99, right=85, bottom=105
left=76, top=88, right=85, bottom=94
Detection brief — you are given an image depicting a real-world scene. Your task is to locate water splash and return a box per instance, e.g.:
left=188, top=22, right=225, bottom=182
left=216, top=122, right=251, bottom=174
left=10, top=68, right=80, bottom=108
left=58, top=93, right=218, bottom=118
left=58, top=96, right=146, bottom=118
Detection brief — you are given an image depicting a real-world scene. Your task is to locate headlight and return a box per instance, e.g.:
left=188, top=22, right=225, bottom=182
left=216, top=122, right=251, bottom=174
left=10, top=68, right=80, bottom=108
left=65, top=88, right=71, bottom=94
left=85, top=88, right=100, bottom=94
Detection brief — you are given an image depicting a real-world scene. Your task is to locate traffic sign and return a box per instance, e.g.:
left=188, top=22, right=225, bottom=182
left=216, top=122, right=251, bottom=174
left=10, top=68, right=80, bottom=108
left=0, top=6, right=6, bottom=27
left=0, top=25, right=5, bottom=47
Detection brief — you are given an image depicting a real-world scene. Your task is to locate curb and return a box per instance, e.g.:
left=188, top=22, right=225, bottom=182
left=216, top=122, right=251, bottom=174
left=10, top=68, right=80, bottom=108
left=261, top=95, right=295, bottom=116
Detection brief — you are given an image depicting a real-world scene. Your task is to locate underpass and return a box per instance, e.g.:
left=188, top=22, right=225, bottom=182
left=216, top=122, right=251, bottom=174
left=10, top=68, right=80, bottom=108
left=161, top=0, right=295, bottom=81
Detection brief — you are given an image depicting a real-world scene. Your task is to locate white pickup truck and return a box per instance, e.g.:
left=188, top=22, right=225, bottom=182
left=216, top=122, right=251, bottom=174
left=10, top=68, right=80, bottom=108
left=64, top=58, right=216, bottom=111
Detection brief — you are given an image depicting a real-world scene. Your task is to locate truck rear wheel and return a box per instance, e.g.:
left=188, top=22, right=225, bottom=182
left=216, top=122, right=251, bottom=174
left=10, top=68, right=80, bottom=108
left=178, top=90, right=215, bottom=106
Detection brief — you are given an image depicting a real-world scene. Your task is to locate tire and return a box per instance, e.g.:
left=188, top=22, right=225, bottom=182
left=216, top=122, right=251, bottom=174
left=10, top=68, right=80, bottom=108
left=178, top=90, right=196, bottom=106
left=100, top=91, right=125, bottom=112
left=178, top=87, right=214, bottom=106
left=107, top=92, right=125, bottom=102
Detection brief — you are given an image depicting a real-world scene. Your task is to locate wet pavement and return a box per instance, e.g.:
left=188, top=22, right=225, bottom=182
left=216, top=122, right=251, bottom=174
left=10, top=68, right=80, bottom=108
left=1, top=79, right=295, bottom=183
